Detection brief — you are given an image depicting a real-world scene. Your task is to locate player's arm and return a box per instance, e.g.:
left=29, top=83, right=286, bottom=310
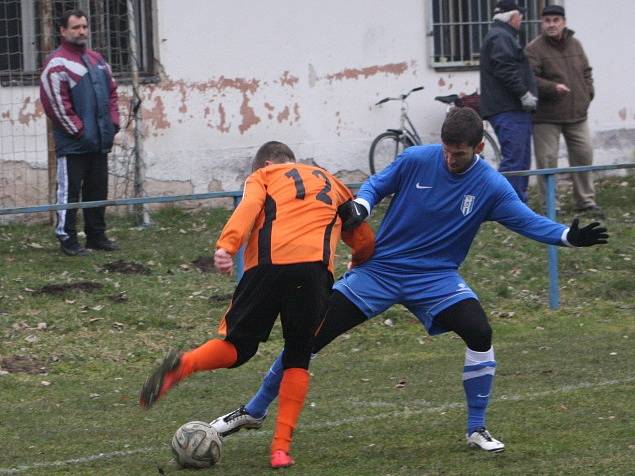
left=489, top=191, right=608, bottom=247
left=330, top=179, right=375, bottom=262
left=215, top=174, right=266, bottom=256
left=341, top=222, right=375, bottom=267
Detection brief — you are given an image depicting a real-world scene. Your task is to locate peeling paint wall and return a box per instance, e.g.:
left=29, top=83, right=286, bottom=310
left=1, top=0, right=633, bottom=213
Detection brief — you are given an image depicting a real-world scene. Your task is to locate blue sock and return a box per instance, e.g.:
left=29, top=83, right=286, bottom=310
left=245, top=351, right=284, bottom=419
left=462, top=346, right=496, bottom=434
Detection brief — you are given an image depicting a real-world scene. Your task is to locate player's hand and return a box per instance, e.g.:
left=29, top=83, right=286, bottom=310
left=338, top=200, right=369, bottom=231
left=566, top=218, right=609, bottom=247
left=214, top=248, right=234, bottom=275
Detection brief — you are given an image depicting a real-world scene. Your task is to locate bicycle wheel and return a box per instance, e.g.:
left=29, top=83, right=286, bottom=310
left=481, top=127, right=502, bottom=169
left=369, top=132, right=413, bottom=175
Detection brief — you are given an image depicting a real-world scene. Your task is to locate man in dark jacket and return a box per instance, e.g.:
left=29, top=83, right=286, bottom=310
left=526, top=5, right=603, bottom=217
left=40, top=9, right=120, bottom=256
left=480, top=0, right=537, bottom=203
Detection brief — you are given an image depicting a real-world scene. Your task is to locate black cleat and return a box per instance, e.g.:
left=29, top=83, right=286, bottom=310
left=139, top=350, right=182, bottom=409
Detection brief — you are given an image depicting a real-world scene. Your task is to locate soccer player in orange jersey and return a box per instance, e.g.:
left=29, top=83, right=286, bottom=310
left=139, top=141, right=374, bottom=468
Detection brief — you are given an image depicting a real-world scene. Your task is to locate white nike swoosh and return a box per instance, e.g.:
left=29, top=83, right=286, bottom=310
left=416, top=183, right=433, bottom=189
left=477, top=394, right=490, bottom=398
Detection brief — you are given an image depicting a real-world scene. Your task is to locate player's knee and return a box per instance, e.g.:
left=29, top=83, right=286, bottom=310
left=228, top=339, right=259, bottom=367
left=465, top=322, right=492, bottom=352
left=281, top=345, right=311, bottom=370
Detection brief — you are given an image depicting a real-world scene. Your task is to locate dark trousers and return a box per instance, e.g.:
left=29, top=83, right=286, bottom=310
left=55, top=153, right=108, bottom=243
left=313, top=292, right=491, bottom=353
left=488, top=111, right=533, bottom=203
left=223, top=262, right=333, bottom=370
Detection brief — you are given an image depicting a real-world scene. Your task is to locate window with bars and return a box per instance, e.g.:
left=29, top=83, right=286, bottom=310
left=428, top=0, right=553, bottom=69
left=0, top=0, right=155, bottom=85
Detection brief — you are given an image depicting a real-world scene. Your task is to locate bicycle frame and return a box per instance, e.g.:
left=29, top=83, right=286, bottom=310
left=376, top=86, right=424, bottom=145
left=398, top=103, right=422, bottom=145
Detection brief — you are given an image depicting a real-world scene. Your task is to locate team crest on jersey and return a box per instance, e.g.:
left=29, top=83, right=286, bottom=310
left=461, top=195, right=475, bottom=216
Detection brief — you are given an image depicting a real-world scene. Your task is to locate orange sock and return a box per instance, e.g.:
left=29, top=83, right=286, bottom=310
left=179, top=339, right=238, bottom=378
left=271, top=368, right=310, bottom=454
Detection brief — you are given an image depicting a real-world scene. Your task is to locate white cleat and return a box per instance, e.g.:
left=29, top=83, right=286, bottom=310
left=210, top=405, right=266, bottom=437
left=466, top=428, right=505, bottom=452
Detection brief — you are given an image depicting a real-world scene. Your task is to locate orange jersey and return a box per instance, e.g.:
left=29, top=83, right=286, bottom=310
left=217, top=163, right=363, bottom=273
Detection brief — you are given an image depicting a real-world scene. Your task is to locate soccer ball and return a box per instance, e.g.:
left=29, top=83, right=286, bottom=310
left=171, top=421, right=222, bottom=468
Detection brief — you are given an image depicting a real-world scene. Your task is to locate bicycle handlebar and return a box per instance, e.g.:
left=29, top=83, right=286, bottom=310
left=374, top=86, right=424, bottom=106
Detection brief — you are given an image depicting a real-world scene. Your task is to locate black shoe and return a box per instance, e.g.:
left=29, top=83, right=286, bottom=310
left=86, top=238, right=120, bottom=251
left=574, top=205, right=605, bottom=220
left=60, top=240, right=90, bottom=256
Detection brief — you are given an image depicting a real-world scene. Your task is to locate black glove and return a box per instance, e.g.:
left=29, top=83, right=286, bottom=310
left=566, top=218, right=609, bottom=247
left=337, top=200, right=369, bottom=231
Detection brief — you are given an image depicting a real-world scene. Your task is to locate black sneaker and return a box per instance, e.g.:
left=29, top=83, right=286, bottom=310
left=86, top=238, right=120, bottom=251
left=139, top=349, right=183, bottom=409
left=60, top=240, right=90, bottom=256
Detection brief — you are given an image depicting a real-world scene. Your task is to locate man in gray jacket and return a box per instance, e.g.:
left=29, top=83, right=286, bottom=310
left=480, top=0, right=538, bottom=203
left=526, top=5, right=602, bottom=217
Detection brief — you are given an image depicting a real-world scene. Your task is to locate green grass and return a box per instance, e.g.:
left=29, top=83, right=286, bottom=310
left=1, top=176, right=634, bottom=475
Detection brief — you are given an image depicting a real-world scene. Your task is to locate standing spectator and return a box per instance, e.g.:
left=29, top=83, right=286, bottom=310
left=526, top=5, right=603, bottom=217
left=480, top=0, right=537, bottom=203
left=40, top=9, right=120, bottom=256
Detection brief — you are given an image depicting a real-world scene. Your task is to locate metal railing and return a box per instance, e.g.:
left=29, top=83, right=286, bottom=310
left=1, top=163, right=633, bottom=309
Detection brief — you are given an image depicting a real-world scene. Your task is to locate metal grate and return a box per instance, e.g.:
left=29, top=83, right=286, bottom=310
left=428, top=0, right=552, bottom=69
left=0, top=0, right=154, bottom=85
left=0, top=0, right=154, bottom=220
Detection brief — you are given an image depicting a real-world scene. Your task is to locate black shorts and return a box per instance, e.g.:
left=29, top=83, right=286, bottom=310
left=222, top=262, right=333, bottom=356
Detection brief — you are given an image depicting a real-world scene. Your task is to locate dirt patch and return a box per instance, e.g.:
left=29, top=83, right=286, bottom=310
left=38, top=281, right=103, bottom=295
left=102, top=260, right=151, bottom=275
left=192, top=256, right=215, bottom=273
left=0, top=355, right=48, bottom=374
left=209, top=293, right=233, bottom=303
left=108, top=292, right=128, bottom=303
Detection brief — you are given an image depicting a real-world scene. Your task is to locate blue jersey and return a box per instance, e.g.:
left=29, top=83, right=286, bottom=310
left=356, top=144, right=568, bottom=273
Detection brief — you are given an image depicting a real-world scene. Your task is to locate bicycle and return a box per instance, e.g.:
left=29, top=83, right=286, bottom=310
left=368, top=87, right=502, bottom=175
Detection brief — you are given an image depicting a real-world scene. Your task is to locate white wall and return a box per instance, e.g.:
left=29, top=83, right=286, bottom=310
left=145, top=0, right=478, bottom=191
left=2, top=0, right=633, bottom=205
left=564, top=0, right=635, bottom=165
left=567, top=0, right=635, bottom=131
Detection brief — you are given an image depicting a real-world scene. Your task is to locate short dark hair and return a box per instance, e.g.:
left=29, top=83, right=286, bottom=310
left=252, top=141, right=296, bottom=171
left=441, top=107, right=484, bottom=147
left=59, top=9, right=88, bottom=29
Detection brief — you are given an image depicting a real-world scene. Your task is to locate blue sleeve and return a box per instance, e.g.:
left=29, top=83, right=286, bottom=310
left=357, top=153, right=407, bottom=210
left=488, top=189, right=568, bottom=246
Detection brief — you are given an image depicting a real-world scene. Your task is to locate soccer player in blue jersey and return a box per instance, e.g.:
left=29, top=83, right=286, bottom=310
left=210, top=107, right=608, bottom=455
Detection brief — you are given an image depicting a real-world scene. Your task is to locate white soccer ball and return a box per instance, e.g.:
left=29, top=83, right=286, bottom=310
left=171, top=420, right=222, bottom=468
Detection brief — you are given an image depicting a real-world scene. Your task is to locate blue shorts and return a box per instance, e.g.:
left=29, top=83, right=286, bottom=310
left=332, top=264, right=478, bottom=335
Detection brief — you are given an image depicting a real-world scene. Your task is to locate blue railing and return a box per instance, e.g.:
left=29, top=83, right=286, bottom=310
left=1, top=163, right=633, bottom=309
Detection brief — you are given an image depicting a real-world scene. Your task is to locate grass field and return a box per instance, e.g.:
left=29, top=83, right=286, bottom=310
left=1, top=175, right=634, bottom=476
